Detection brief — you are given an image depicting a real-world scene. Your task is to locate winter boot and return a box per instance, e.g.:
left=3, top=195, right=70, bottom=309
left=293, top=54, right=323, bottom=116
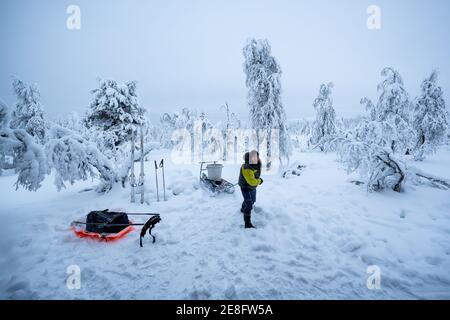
left=244, top=214, right=255, bottom=229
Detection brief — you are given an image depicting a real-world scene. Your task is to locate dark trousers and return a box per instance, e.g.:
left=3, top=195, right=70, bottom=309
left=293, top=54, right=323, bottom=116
left=240, top=187, right=256, bottom=216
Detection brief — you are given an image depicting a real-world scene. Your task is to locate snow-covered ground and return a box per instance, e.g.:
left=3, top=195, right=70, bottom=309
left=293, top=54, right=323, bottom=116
left=1, top=148, right=450, bottom=300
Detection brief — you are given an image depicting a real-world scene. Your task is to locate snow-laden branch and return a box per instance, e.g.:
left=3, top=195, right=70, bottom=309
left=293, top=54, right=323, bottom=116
left=45, top=125, right=116, bottom=192
left=408, top=166, right=450, bottom=190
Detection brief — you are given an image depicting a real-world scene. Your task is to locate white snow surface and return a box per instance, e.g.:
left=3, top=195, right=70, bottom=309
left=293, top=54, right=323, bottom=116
left=1, top=148, right=450, bottom=299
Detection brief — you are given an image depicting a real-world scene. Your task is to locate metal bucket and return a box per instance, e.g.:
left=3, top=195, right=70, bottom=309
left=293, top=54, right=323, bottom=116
left=206, top=163, right=223, bottom=181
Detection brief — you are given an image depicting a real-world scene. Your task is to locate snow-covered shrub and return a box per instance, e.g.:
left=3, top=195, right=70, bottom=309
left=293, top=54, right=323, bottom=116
left=333, top=122, right=406, bottom=192
left=329, top=86, right=410, bottom=193
left=328, top=68, right=423, bottom=192
left=10, top=77, right=47, bottom=144
left=243, top=38, right=292, bottom=166
left=84, top=79, right=145, bottom=160
left=412, top=70, right=448, bottom=160
left=282, top=162, right=306, bottom=179
left=310, top=82, right=337, bottom=151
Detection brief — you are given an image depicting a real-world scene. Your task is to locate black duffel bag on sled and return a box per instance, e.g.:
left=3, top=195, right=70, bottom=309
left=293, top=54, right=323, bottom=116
left=86, top=210, right=130, bottom=234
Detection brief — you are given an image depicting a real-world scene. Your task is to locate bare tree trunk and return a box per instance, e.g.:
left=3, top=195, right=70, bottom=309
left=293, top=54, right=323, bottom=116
left=190, top=131, right=195, bottom=164
left=234, top=136, right=237, bottom=164
left=266, top=128, right=272, bottom=170
left=222, top=130, right=227, bottom=161
left=374, top=152, right=405, bottom=192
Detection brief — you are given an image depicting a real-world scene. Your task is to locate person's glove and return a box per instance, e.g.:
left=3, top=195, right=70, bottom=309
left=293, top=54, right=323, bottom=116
left=259, top=178, right=264, bottom=185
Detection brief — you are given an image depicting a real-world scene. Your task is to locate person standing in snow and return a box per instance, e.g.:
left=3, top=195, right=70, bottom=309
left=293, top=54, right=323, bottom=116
left=238, top=150, right=263, bottom=228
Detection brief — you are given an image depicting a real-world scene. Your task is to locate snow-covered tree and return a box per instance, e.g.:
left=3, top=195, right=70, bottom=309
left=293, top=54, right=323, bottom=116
left=56, top=111, right=86, bottom=135
left=10, top=77, right=46, bottom=144
left=220, top=102, right=241, bottom=131
left=361, top=97, right=376, bottom=121
left=196, top=111, right=222, bottom=161
left=84, top=79, right=145, bottom=160
left=1, top=99, right=11, bottom=174
left=7, top=129, right=49, bottom=191
left=277, top=112, right=292, bottom=165
left=327, top=68, right=418, bottom=192
left=288, top=119, right=313, bottom=151
left=324, top=68, right=418, bottom=192
left=159, top=107, right=197, bottom=149
left=1, top=98, right=120, bottom=192
left=219, top=102, right=241, bottom=161
left=243, top=38, right=292, bottom=167
left=374, top=67, right=414, bottom=153
left=157, top=113, right=177, bottom=148
left=310, top=82, right=337, bottom=151
left=412, top=70, right=448, bottom=160
left=0, top=99, right=49, bottom=190
left=0, top=98, right=9, bottom=131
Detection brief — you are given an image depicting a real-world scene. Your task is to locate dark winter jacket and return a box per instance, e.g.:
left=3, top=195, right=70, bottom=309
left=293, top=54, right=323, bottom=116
left=238, top=152, right=262, bottom=189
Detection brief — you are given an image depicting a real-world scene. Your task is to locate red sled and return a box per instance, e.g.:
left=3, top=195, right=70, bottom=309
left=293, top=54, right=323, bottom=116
left=71, top=224, right=135, bottom=242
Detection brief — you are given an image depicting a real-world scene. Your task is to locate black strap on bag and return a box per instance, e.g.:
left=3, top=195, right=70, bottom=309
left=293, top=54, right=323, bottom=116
left=140, top=215, right=162, bottom=247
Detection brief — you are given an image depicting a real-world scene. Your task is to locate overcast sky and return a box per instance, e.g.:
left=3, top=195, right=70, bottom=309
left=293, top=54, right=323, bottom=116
left=1, top=0, right=449, bottom=123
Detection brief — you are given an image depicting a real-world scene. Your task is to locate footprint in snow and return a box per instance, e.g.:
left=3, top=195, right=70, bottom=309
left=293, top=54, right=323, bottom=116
left=252, top=244, right=275, bottom=252
left=18, top=238, right=32, bottom=247
left=5, top=277, right=37, bottom=299
left=400, top=210, right=407, bottom=219
left=188, top=288, right=211, bottom=300
left=425, top=256, right=443, bottom=266
left=253, top=206, right=263, bottom=213
left=340, top=241, right=363, bottom=253
left=224, top=285, right=237, bottom=299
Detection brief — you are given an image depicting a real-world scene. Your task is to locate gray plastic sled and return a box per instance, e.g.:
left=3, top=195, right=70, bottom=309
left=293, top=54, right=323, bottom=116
left=199, top=161, right=235, bottom=195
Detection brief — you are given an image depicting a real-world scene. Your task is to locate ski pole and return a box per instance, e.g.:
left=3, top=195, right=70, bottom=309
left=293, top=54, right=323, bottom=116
left=139, top=125, right=145, bottom=204
left=160, top=159, right=166, bottom=201
left=154, top=160, right=160, bottom=202
left=130, top=129, right=136, bottom=203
